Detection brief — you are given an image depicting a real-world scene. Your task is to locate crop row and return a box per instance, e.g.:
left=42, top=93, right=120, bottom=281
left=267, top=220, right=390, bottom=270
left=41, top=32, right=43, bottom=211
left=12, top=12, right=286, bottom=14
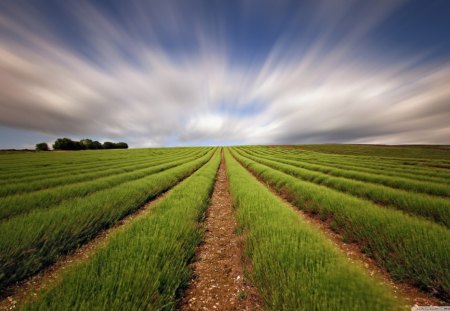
left=22, top=151, right=221, bottom=310
left=225, top=150, right=400, bottom=310
left=0, top=149, right=214, bottom=290
left=0, top=148, right=207, bottom=197
left=249, top=147, right=450, bottom=183
left=237, top=148, right=450, bottom=228
left=244, top=148, right=450, bottom=197
left=257, top=146, right=450, bottom=175
left=298, top=155, right=450, bottom=184
left=231, top=148, right=450, bottom=300
left=0, top=148, right=203, bottom=183
left=0, top=151, right=210, bottom=221
left=296, top=144, right=450, bottom=161
left=0, top=149, right=153, bottom=173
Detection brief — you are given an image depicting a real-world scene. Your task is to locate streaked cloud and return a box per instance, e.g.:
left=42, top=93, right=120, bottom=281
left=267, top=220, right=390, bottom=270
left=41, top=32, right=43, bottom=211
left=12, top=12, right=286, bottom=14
left=0, top=0, right=449, bottom=147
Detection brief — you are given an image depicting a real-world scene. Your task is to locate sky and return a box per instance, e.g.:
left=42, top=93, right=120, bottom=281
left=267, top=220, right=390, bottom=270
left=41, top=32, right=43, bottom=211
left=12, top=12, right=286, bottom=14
left=1, top=0, right=450, bottom=148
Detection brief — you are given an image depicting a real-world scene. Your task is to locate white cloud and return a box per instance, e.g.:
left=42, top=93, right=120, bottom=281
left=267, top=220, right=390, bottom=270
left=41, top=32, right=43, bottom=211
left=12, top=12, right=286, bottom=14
left=0, top=0, right=449, bottom=147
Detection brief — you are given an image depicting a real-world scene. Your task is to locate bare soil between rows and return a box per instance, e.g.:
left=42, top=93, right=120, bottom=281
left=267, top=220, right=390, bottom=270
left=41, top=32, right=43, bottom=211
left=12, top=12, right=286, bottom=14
left=180, top=154, right=263, bottom=311
left=234, top=155, right=445, bottom=308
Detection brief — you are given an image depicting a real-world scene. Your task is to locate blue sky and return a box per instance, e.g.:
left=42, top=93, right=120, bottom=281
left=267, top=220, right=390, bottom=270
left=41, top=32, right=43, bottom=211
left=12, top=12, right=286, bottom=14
left=1, top=0, right=449, bottom=148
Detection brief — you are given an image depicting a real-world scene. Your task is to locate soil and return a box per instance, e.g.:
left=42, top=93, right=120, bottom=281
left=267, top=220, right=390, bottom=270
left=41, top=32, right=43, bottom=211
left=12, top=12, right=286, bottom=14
left=180, top=154, right=263, bottom=311
left=0, top=185, right=179, bottom=311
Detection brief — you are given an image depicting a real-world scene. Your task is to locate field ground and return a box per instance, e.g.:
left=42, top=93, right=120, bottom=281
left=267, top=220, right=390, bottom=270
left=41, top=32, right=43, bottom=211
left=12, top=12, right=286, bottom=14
left=0, top=145, right=448, bottom=310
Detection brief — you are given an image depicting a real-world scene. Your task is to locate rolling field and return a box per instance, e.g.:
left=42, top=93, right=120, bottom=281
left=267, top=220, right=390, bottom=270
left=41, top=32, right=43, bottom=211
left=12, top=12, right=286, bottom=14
left=0, top=145, right=449, bottom=310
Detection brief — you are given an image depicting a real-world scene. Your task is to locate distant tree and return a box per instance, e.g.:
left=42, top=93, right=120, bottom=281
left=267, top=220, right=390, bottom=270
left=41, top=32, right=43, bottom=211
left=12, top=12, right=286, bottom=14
left=52, top=138, right=127, bottom=150
left=102, top=141, right=115, bottom=149
left=35, top=142, right=49, bottom=151
left=91, top=141, right=103, bottom=149
left=80, top=139, right=94, bottom=149
left=72, top=141, right=85, bottom=150
left=53, top=138, right=75, bottom=150
left=115, top=142, right=128, bottom=149
left=53, top=138, right=84, bottom=150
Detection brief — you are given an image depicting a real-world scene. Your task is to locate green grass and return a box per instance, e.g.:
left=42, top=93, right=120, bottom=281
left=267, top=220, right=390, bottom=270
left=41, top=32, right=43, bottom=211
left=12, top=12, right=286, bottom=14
left=0, top=148, right=201, bottom=184
left=297, top=144, right=450, bottom=160
left=243, top=147, right=450, bottom=198
left=249, top=146, right=450, bottom=182
left=237, top=148, right=450, bottom=228
left=225, top=149, right=402, bottom=310
left=1, top=144, right=448, bottom=308
left=22, top=151, right=221, bottom=310
left=0, top=151, right=209, bottom=221
left=0, top=148, right=206, bottom=197
left=0, top=149, right=214, bottom=290
left=231, top=148, right=450, bottom=300
left=0, top=148, right=198, bottom=179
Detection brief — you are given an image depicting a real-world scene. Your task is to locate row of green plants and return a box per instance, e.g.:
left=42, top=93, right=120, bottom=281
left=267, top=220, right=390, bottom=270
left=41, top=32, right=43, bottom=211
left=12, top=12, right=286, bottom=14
left=0, top=151, right=209, bottom=221
left=225, top=150, right=402, bottom=310
left=0, top=150, right=214, bottom=290
left=0, top=148, right=207, bottom=197
left=256, top=147, right=450, bottom=182
left=231, top=148, right=450, bottom=300
left=300, top=155, right=450, bottom=184
left=0, top=148, right=199, bottom=182
left=245, top=148, right=450, bottom=197
left=238, top=148, right=450, bottom=228
left=22, top=151, right=221, bottom=310
left=0, top=147, right=136, bottom=169
left=297, top=144, right=450, bottom=160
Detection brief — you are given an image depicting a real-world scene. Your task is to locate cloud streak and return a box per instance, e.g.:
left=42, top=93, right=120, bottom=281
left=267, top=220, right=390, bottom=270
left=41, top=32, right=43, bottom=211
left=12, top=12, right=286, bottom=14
left=0, top=0, right=449, bottom=147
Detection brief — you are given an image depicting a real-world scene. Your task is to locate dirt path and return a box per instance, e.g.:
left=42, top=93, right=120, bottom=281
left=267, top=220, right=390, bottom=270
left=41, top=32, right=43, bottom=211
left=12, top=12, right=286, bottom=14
left=234, top=156, right=444, bottom=307
left=180, top=155, right=263, bottom=311
left=0, top=185, right=181, bottom=311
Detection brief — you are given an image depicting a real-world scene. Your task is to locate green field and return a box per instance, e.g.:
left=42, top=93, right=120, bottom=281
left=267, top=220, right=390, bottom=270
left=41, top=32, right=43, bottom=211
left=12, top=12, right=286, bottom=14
left=0, top=145, right=449, bottom=310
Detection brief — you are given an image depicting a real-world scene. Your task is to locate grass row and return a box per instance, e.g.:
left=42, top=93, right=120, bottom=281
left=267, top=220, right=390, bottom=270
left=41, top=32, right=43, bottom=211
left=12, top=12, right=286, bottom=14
left=237, top=149, right=450, bottom=228
left=0, top=149, right=206, bottom=197
left=22, top=151, right=221, bottom=310
left=0, top=152, right=208, bottom=221
left=0, top=149, right=155, bottom=174
left=256, top=146, right=450, bottom=174
left=0, top=148, right=201, bottom=184
left=231, top=149, right=450, bottom=300
left=250, top=147, right=450, bottom=183
left=225, top=150, right=401, bottom=310
left=300, top=156, right=450, bottom=185
left=296, top=144, right=450, bottom=161
left=0, top=149, right=214, bottom=290
left=244, top=148, right=450, bottom=198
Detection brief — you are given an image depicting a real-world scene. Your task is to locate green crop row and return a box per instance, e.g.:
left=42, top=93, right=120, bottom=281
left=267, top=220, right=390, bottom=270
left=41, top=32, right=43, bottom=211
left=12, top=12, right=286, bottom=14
left=225, top=150, right=401, bottom=310
left=243, top=148, right=450, bottom=197
left=248, top=147, right=450, bottom=183
left=295, top=144, right=450, bottom=162
left=300, top=156, right=450, bottom=185
left=0, top=148, right=206, bottom=197
left=0, top=149, right=214, bottom=290
left=0, top=149, right=151, bottom=174
left=0, top=147, right=199, bottom=180
left=231, top=149, right=450, bottom=300
left=237, top=149, right=450, bottom=228
left=0, top=151, right=209, bottom=221
left=254, top=146, right=449, bottom=173
left=0, top=148, right=202, bottom=184
left=22, top=151, right=220, bottom=310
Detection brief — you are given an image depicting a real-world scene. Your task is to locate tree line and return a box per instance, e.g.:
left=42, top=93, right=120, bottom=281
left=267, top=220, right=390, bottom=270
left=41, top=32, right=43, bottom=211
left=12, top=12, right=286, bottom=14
left=36, top=138, right=128, bottom=151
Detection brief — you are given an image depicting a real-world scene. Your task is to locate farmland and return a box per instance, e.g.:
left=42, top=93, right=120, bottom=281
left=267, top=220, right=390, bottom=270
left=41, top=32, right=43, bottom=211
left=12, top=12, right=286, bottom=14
left=0, top=145, right=449, bottom=310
